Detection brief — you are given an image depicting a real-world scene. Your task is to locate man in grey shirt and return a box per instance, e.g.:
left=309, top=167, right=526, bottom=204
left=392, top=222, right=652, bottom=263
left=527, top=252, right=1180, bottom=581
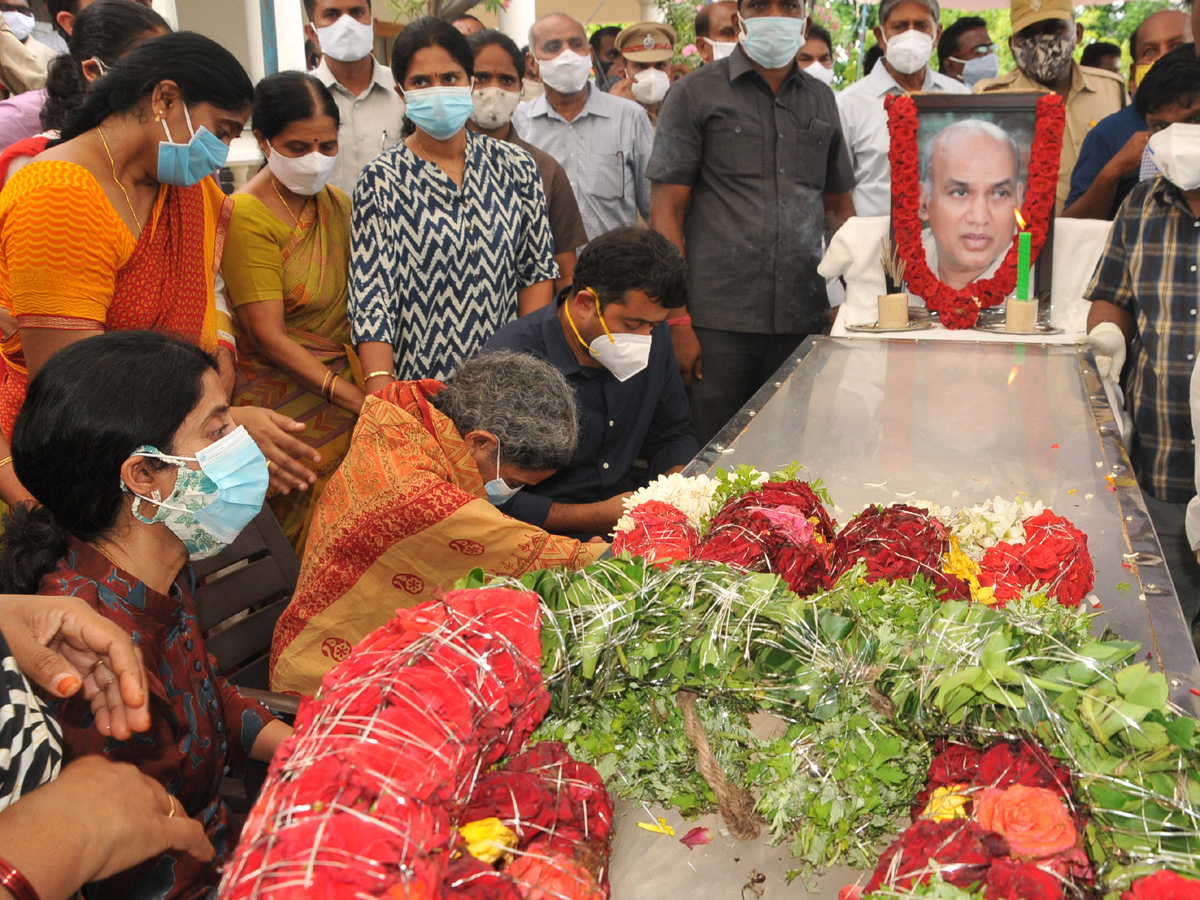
left=513, top=13, right=653, bottom=242
left=648, top=0, right=856, bottom=445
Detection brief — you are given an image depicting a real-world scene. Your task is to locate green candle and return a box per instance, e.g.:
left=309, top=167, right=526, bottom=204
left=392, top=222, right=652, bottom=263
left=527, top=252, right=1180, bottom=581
left=1017, top=230, right=1032, bottom=301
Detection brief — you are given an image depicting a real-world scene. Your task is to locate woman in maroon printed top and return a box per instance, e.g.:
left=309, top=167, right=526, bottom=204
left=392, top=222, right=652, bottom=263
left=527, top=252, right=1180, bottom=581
left=0, top=331, right=293, bottom=900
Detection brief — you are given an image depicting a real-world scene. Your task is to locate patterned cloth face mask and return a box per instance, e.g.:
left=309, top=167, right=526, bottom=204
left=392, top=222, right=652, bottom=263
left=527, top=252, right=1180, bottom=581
left=122, top=425, right=269, bottom=560
left=1011, top=33, right=1075, bottom=84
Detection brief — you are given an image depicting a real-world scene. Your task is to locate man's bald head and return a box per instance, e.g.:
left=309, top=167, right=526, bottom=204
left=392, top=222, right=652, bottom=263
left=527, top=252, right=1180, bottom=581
left=918, top=119, right=1024, bottom=289
left=921, top=118, right=1020, bottom=187
left=529, top=12, right=586, bottom=53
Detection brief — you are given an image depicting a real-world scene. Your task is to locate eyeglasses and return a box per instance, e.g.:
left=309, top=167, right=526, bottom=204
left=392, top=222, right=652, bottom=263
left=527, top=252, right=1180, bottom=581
left=949, top=43, right=995, bottom=64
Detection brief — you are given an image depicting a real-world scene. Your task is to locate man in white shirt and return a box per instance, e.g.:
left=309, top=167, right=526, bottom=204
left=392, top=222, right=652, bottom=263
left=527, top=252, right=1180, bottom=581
left=837, top=0, right=968, bottom=216
left=306, top=0, right=404, bottom=197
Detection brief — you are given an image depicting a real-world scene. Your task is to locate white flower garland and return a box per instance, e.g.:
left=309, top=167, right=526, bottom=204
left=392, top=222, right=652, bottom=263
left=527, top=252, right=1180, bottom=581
left=613, top=473, right=721, bottom=535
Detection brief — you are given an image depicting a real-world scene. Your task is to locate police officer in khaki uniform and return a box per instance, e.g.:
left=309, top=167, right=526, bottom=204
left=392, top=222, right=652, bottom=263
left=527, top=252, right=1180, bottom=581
left=609, top=22, right=676, bottom=124
left=974, top=0, right=1126, bottom=214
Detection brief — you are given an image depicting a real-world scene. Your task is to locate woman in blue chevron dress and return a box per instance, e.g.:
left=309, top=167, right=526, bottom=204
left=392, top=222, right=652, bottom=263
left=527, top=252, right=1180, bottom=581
left=349, top=17, right=558, bottom=393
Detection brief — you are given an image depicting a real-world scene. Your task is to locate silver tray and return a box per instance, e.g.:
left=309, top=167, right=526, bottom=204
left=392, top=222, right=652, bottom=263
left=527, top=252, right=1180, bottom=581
left=844, top=321, right=934, bottom=333
left=973, top=321, right=1063, bottom=335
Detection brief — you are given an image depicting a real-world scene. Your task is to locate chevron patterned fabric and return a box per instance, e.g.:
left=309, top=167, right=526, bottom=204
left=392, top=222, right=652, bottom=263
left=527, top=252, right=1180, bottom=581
left=349, top=132, right=558, bottom=382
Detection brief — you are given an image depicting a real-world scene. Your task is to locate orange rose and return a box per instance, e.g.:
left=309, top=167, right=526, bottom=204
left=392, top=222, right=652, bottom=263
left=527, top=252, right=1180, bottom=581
left=975, top=784, right=1077, bottom=859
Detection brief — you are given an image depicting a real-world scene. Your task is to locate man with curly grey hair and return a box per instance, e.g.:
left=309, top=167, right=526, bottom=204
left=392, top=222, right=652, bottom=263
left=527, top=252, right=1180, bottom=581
left=270, top=350, right=606, bottom=695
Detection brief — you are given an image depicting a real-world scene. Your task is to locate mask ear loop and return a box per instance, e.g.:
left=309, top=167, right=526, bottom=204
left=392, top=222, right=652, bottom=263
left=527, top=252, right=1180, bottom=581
left=182, top=103, right=198, bottom=140
left=589, top=288, right=616, bottom=344
left=564, top=292, right=598, bottom=355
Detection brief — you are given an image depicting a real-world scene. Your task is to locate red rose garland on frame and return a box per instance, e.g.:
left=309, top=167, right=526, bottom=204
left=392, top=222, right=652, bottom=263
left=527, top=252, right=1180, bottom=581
left=885, top=93, right=1065, bottom=329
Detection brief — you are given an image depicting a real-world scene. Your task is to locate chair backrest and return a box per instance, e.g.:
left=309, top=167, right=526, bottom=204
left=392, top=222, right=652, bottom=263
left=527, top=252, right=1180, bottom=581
left=192, top=508, right=300, bottom=691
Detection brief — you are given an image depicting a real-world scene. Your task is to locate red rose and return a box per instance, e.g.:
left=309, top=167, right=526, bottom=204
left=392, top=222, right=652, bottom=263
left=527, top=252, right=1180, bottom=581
left=505, top=844, right=607, bottom=900
left=443, top=856, right=525, bottom=900
left=1123, top=870, right=1200, bottom=900
left=985, top=859, right=1064, bottom=900
left=830, top=505, right=969, bottom=599
left=974, top=741, right=1073, bottom=799
left=865, top=819, right=1007, bottom=893
left=461, top=771, right=557, bottom=842
left=612, top=501, right=699, bottom=568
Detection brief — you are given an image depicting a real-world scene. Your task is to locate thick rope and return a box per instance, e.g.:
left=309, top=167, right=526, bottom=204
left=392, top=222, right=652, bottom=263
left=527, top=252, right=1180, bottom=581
left=675, top=690, right=762, bottom=841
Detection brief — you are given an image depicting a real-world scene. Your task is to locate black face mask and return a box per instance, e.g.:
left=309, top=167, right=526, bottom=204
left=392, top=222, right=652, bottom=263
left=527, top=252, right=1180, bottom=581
left=597, top=58, right=613, bottom=75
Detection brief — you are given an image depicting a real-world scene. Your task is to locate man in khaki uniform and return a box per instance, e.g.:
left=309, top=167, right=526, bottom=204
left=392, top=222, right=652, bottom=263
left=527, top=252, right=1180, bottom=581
left=974, top=0, right=1125, bottom=214
left=608, top=22, right=676, bottom=124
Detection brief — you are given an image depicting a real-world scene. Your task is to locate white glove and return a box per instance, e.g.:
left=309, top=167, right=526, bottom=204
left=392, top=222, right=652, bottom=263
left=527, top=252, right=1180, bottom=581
left=1088, top=321, right=1127, bottom=381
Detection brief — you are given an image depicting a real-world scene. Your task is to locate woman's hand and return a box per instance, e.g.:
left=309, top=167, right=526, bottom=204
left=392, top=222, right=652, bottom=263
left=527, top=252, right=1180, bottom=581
left=0, top=594, right=150, bottom=739
left=0, top=757, right=213, bottom=900
left=229, top=406, right=319, bottom=494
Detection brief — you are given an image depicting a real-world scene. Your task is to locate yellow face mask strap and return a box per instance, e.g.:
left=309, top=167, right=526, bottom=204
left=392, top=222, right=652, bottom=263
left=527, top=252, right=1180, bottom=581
left=564, top=288, right=615, bottom=354
left=564, top=292, right=593, bottom=353
left=591, top=289, right=616, bottom=343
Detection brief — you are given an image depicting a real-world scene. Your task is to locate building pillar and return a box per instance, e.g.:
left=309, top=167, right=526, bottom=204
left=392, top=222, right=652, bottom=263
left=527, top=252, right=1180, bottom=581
left=498, top=0, right=535, bottom=48
left=243, top=0, right=266, bottom=81
left=274, top=0, right=307, bottom=73
left=152, top=0, right=178, bottom=28
left=638, top=0, right=664, bottom=22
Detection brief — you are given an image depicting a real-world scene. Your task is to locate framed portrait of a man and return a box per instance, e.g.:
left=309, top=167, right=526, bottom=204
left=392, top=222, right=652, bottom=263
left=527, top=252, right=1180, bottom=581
left=901, top=93, right=1052, bottom=306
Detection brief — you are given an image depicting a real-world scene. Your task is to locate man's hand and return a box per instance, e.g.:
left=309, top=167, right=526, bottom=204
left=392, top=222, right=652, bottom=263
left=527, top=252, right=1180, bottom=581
left=230, top=406, right=319, bottom=494
left=672, top=323, right=702, bottom=386
left=543, top=492, right=634, bottom=536
left=609, top=75, right=636, bottom=101
left=1088, top=321, right=1127, bottom=381
left=1104, top=130, right=1150, bottom=179
left=0, top=595, right=150, bottom=739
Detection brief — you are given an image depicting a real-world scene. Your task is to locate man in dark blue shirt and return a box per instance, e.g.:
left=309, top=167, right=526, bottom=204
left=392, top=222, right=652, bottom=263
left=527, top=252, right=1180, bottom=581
left=1062, top=9, right=1192, bottom=220
left=483, top=227, right=699, bottom=539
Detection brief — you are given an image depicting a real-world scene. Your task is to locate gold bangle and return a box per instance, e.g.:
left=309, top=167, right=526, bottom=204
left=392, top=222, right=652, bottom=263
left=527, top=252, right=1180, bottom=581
left=325, top=375, right=338, bottom=403
left=319, top=370, right=333, bottom=402
left=364, top=370, right=394, bottom=381
left=0, top=457, right=11, bottom=470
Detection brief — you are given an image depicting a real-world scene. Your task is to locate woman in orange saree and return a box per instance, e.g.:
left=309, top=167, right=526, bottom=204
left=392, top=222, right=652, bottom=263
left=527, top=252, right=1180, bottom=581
left=0, top=32, right=320, bottom=510
left=270, top=353, right=607, bottom=696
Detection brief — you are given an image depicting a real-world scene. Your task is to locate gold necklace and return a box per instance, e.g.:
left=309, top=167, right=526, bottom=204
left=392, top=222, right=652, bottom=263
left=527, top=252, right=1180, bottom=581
left=96, top=126, right=142, bottom=232
left=269, top=174, right=306, bottom=226
left=409, top=136, right=465, bottom=177
left=89, top=540, right=125, bottom=572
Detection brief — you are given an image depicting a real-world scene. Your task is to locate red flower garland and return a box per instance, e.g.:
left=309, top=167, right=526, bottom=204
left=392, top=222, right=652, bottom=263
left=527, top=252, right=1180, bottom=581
left=828, top=504, right=970, bottom=600
left=977, top=511, right=1094, bottom=608
left=885, top=93, right=1066, bottom=329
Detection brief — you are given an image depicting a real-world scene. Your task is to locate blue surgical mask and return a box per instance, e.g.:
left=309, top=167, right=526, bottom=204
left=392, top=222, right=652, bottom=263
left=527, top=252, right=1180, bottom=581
left=403, top=84, right=475, bottom=141
left=957, top=52, right=999, bottom=89
left=484, top=442, right=522, bottom=506
left=157, top=105, right=230, bottom=188
left=739, top=13, right=807, bottom=70
left=123, top=426, right=269, bottom=559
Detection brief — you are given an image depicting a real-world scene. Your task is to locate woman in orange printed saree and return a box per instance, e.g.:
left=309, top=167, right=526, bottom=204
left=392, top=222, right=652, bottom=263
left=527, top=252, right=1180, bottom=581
left=270, top=353, right=607, bottom=696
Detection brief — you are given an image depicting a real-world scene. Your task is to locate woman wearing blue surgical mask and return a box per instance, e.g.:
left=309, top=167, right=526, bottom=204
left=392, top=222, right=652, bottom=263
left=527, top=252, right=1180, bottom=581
left=222, top=72, right=364, bottom=556
left=0, top=330, right=293, bottom=900
left=0, top=32, right=323, bottom=522
left=350, top=16, right=558, bottom=388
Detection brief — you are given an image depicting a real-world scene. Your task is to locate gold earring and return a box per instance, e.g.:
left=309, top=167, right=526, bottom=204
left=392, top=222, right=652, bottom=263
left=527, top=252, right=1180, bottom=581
left=154, top=110, right=163, bottom=122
